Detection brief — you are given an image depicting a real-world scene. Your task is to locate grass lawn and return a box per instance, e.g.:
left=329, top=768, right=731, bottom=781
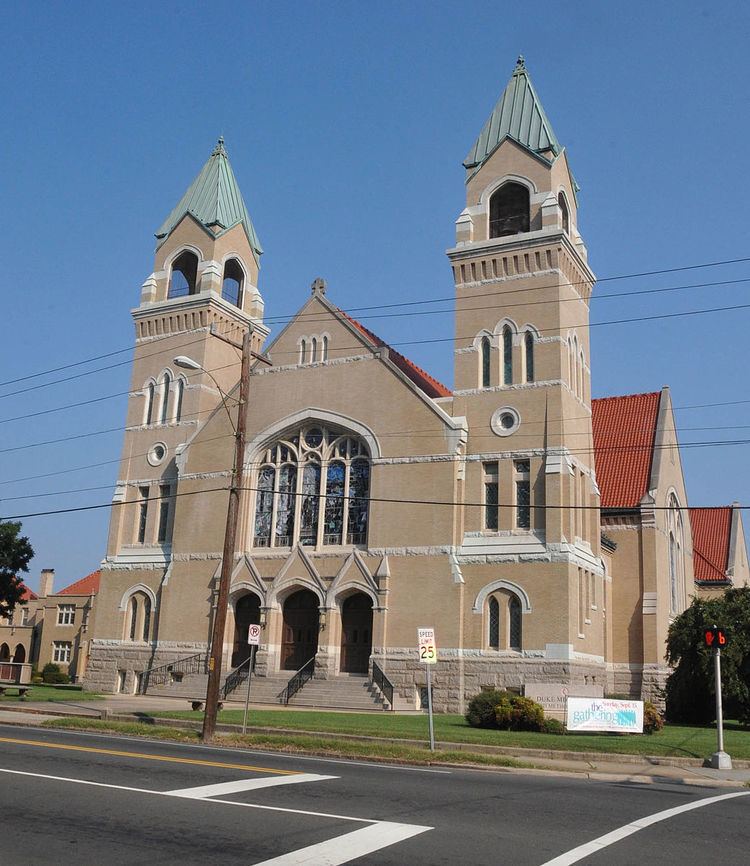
left=0, top=685, right=102, bottom=703
left=145, top=707, right=750, bottom=761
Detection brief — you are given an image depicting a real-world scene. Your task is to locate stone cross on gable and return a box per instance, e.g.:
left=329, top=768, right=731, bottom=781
left=311, top=277, right=327, bottom=295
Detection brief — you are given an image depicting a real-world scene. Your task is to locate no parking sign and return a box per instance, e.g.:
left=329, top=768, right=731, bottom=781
left=247, top=624, right=262, bottom=646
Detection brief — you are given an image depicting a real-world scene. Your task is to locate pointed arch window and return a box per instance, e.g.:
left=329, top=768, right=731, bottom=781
left=480, top=336, right=491, bottom=388
left=128, top=597, right=138, bottom=641
left=222, top=258, right=244, bottom=307
left=486, top=591, right=523, bottom=651
left=253, top=426, right=370, bottom=549
left=159, top=372, right=171, bottom=424
left=142, top=596, right=152, bottom=641
left=174, top=378, right=184, bottom=422
left=322, top=335, right=329, bottom=362
left=299, top=339, right=307, bottom=365
left=168, top=251, right=198, bottom=299
left=489, top=182, right=530, bottom=238
left=145, top=382, right=156, bottom=425
left=525, top=331, right=534, bottom=383
left=502, top=326, right=513, bottom=385
left=488, top=596, right=500, bottom=649
left=311, top=338, right=318, bottom=363
left=509, top=596, right=522, bottom=649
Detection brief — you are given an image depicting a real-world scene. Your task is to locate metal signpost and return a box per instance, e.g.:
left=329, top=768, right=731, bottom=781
left=417, top=627, right=437, bottom=751
left=705, top=625, right=732, bottom=769
left=242, top=623, right=262, bottom=734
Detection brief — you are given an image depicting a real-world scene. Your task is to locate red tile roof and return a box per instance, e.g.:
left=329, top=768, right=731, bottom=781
left=690, top=507, right=732, bottom=583
left=58, top=569, right=101, bottom=596
left=336, top=308, right=452, bottom=399
left=20, top=585, right=37, bottom=602
left=592, top=392, right=661, bottom=509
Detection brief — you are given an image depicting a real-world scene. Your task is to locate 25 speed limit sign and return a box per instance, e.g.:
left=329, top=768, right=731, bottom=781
left=417, top=627, right=437, bottom=664
left=247, top=624, right=262, bottom=646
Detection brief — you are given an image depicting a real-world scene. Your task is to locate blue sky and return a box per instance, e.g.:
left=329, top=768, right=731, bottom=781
left=2, top=1, right=749, bottom=590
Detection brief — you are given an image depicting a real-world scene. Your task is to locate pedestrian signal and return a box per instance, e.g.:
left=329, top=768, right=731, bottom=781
left=704, top=626, right=728, bottom=648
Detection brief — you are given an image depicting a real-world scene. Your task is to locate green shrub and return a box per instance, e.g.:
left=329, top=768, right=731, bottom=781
left=501, top=696, right=545, bottom=732
left=643, top=701, right=664, bottom=735
left=465, top=689, right=506, bottom=728
left=541, top=717, right=565, bottom=735
left=41, top=663, right=70, bottom=685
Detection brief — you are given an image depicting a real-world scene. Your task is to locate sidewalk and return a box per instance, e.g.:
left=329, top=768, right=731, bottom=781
left=1, top=697, right=749, bottom=788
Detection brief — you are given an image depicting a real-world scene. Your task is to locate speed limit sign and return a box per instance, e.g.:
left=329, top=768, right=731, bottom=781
left=247, top=623, right=262, bottom=646
left=417, top=627, right=437, bottom=664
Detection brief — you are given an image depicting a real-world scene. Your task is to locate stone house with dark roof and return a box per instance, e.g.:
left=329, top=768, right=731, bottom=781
left=82, top=58, right=746, bottom=708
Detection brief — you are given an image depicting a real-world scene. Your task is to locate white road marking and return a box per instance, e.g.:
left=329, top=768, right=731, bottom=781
left=540, top=790, right=750, bottom=865
left=253, top=821, right=432, bottom=865
left=167, top=773, right=336, bottom=798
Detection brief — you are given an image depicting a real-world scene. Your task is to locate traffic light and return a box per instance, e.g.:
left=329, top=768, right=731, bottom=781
left=704, top=626, right=729, bottom=648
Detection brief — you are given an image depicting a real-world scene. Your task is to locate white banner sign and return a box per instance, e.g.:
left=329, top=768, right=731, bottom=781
left=247, top=623, right=262, bottom=646
left=417, top=628, right=437, bottom=664
left=566, top=697, right=644, bottom=733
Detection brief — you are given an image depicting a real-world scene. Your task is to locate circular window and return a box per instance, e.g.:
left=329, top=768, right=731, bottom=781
left=147, top=442, right=168, bottom=466
left=304, top=428, right=323, bottom=448
left=491, top=407, right=520, bottom=437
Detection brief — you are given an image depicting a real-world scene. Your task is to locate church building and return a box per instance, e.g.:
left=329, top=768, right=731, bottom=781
left=83, top=58, right=747, bottom=711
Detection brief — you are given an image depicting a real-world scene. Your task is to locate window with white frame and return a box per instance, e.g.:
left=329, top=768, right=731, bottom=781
left=53, top=641, right=72, bottom=663
left=252, top=425, right=370, bottom=549
left=57, top=604, right=75, bottom=626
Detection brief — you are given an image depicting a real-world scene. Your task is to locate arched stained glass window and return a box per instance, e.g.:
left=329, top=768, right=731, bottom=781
left=159, top=372, right=171, bottom=424
left=525, top=332, right=534, bottom=383
left=488, top=596, right=500, bottom=649
left=145, top=382, right=155, bottom=425
left=481, top=337, right=491, bottom=388
left=503, top=326, right=513, bottom=385
left=142, top=596, right=151, bottom=641
left=128, top=597, right=138, bottom=641
left=174, top=378, right=184, bottom=422
left=253, top=426, right=370, bottom=548
left=509, top=596, right=522, bottom=649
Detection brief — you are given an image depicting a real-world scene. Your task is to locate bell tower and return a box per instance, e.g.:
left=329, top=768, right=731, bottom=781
left=105, top=138, right=270, bottom=563
left=449, top=58, right=604, bottom=664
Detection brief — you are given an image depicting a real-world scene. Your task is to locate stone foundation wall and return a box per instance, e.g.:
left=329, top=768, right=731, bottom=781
left=84, top=640, right=207, bottom=693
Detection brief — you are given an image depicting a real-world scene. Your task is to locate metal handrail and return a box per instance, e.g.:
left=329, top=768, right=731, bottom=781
left=221, top=655, right=253, bottom=701
left=371, top=661, right=394, bottom=709
left=139, top=652, right=207, bottom=694
left=279, top=656, right=315, bottom=704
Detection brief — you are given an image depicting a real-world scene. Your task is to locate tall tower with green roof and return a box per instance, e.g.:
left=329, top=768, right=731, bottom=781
left=103, top=138, right=269, bottom=576
left=448, top=57, right=605, bottom=677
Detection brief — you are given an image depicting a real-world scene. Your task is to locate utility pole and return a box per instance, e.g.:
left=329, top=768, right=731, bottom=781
left=201, top=330, right=252, bottom=742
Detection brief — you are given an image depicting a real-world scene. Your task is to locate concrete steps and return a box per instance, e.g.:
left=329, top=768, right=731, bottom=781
left=146, top=670, right=389, bottom=711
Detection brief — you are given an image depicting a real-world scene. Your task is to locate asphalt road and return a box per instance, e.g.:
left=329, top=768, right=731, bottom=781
left=0, top=723, right=748, bottom=865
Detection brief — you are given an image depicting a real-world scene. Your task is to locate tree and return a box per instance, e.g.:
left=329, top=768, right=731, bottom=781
left=665, top=587, right=750, bottom=724
left=0, top=521, right=34, bottom=619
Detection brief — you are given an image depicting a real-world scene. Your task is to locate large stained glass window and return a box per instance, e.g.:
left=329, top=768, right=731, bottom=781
left=252, top=426, right=370, bottom=548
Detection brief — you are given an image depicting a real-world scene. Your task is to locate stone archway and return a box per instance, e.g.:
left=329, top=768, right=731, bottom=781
left=0, top=644, right=10, bottom=662
left=340, top=592, right=373, bottom=674
left=232, top=593, right=261, bottom=668
left=281, top=589, right=319, bottom=671
left=13, top=644, right=26, bottom=663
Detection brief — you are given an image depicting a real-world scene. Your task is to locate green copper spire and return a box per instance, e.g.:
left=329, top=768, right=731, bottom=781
left=464, top=56, right=562, bottom=174
left=156, top=137, right=263, bottom=263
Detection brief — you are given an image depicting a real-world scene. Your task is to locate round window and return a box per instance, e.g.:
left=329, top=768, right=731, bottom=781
left=304, top=428, right=323, bottom=448
left=490, top=407, right=520, bottom=437
left=147, top=442, right=168, bottom=466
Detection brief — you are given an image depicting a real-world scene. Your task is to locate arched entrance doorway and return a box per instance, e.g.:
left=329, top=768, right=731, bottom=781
left=232, top=593, right=261, bottom=668
left=13, top=644, right=26, bottom=663
left=340, top=593, right=373, bottom=674
left=281, top=589, right=319, bottom=671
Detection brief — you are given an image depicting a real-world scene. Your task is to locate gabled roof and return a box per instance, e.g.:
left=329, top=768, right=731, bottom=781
left=464, top=56, right=562, bottom=173
left=335, top=307, right=452, bottom=399
left=690, top=507, right=732, bottom=583
left=58, top=569, right=101, bottom=596
left=155, top=137, right=262, bottom=263
left=592, top=392, right=661, bottom=509
left=20, top=585, right=37, bottom=602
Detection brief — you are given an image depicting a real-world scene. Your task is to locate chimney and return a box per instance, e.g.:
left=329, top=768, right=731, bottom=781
left=39, top=569, right=55, bottom=597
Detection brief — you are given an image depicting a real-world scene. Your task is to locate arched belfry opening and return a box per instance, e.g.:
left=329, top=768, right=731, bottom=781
left=281, top=589, right=319, bottom=671
left=340, top=593, right=373, bottom=674
left=222, top=258, right=244, bottom=307
left=168, top=251, right=199, bottom=299
left=489, top=182, right=530, bottom=238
